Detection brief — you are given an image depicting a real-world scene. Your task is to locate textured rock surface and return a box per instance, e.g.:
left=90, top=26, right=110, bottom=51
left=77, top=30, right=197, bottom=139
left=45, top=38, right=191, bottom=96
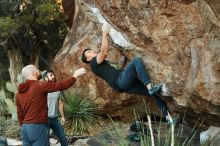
left=200, top=126, right=220, bottom=145
left=55, top=0, right=220, bottom=127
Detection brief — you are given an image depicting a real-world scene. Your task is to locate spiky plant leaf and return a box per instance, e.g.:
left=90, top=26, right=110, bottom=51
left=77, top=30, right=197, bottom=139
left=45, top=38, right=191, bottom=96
left=63, top=92, right=101, bottom=135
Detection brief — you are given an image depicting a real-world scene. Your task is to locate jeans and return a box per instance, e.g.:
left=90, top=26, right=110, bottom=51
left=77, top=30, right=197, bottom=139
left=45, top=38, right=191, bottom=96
left=48, top=117, right=68, bottom=146
left=117, top=57, right=168, bottom=117
left=21, top=124, right=48, bottom=146
left=117, top=57, right=151, bottom=90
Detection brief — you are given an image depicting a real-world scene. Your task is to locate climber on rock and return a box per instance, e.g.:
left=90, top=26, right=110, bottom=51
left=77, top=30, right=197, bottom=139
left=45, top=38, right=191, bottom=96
left=81, top=23, right=174, bottom=124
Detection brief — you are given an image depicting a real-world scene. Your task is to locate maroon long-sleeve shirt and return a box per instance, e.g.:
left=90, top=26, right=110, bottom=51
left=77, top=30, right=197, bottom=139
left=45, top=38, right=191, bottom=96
left=16, top=77, right=76, bottom=126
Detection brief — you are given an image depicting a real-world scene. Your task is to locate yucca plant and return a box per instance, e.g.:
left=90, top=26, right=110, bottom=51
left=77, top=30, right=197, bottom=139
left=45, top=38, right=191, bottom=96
left=63, top=92, right=101, bottom=135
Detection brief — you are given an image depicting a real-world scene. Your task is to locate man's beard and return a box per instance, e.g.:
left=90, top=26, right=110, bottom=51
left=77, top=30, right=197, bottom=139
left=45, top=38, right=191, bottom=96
left=49, top=78, right=56, bottom=82
left=51, top=78, right=56, bottom=82
left=37, top=74, right=42, bottom=80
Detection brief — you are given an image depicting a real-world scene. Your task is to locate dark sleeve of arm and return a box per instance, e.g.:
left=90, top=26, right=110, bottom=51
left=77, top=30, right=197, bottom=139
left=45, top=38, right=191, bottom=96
left=90, top=57, right=99, bottom=69
left=41, top=77, right=76, bottom=93
left=16, top=96, right=24, bottom=126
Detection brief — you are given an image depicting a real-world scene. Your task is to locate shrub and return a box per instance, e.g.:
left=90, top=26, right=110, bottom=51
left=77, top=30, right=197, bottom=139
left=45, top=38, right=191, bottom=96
left=0, top=89, right=8, bottom=116
left=0, top=116, right=8, bottom=134
left=5, top=122, right=20, bottom=138
left=63, top=92, right=101, bottom=135
left=0, top=116, right=20, bottom=138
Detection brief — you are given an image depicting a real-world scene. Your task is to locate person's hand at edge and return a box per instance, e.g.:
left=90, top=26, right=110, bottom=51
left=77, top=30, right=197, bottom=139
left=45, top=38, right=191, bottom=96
left=60, top=116, right=65, bottom=125
left=102, top=23, right=111, bottom=34
left=73, top=68, right=86, bottom=78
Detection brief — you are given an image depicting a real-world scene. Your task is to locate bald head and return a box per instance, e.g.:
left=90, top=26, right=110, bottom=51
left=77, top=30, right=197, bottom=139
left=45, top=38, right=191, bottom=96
left=22, top=65, right=41, bottom=80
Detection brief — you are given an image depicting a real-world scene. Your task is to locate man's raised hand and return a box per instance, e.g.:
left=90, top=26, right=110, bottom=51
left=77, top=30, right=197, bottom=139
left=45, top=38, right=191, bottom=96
left=73, top=68, right=86, bottom=78
left=102, top=23, right=111, bottom=34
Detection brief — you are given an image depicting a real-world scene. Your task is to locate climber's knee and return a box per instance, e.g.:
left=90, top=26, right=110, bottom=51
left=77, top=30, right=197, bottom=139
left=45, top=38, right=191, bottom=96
left=131, top=57, right=142, bottom=64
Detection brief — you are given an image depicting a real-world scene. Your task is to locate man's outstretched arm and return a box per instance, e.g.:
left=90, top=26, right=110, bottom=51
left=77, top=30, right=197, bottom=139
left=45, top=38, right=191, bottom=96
left=41, top=68, right=86, bottom=93
left=96, top=23, right=111, bottom=64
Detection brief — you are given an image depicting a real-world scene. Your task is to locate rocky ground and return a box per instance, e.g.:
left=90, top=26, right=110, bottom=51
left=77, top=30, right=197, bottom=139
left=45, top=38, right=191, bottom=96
left=2, top=120, right=202, bottom=146
left=4, top=121, right=220, bottom=146
left=57, top=120, right=201, bottom=146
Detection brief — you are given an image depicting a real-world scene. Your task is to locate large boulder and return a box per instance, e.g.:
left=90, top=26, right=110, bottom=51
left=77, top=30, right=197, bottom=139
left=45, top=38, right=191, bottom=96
left=200, top=126, right=220, bottom=145
left=55, top=0, right=220, bottom=127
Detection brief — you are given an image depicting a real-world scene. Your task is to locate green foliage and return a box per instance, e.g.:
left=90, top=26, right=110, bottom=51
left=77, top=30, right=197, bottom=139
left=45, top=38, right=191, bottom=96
left=0, top=88, right=16, bottom=117
left=100, top=122, right=130, bottom=146
left=63, top=92, right=101, bottom=135
left=0, top=0, right=20, bottom=39
left=0, top=0, right=67, bottom=53
left=0, top=49, right=10, bottom=89
left=5, top=74, right=22, bottom=120
left=99, top=114, right=201, bottom=146
left=6, top=74, right=23, bottom=94
left=5, top=98, right=16, bottom=117
left=0, top=116, right=20, bottom=138
left=0, top=74, right=22, bottom=119
left=17, top=74, right=23, bottom=83
left=4, top=122, right=20, bottom=138
left=0, top=17, right=19, bottom=39
left=0, top=0, right=68, bottom=97
left=100, top=121, right=199, bottom=146
left=6, top=82, right=17, bottom=94
left=0, top=0, right=20, bottom=16
left=19, top=14, right=34, bottom=25
left=0, top=89, right=7, bottom=115
left=36, top=2, right=61, bottom=25
left=0, top=116, right=8, bottom=134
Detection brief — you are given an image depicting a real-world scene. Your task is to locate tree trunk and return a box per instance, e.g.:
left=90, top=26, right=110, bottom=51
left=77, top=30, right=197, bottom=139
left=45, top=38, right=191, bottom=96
left=7, top=48, right=23, bottom=87
left=30, top=46, right=40, bottom=68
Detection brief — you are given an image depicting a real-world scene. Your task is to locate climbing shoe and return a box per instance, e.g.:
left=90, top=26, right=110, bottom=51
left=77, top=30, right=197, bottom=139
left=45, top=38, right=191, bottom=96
left=167, top=117, right=178, bottom=126
left=148, top=84, right=163, bottom=96
left=130, top=120, right=148, bottom=135
left=167, top=117, right=182, bottom=126
left=128, top=132, right=141, bottom=142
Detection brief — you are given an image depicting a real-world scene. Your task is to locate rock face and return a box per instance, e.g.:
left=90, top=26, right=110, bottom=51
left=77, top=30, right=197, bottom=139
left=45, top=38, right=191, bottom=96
left=55, top=0, right=220, bottom=127
left=200, top=126, right=220, bottom=145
